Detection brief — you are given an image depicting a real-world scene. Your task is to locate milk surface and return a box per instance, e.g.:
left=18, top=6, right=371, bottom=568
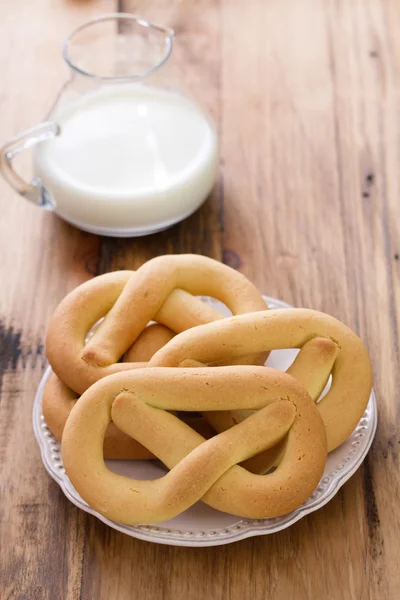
left=35, top=84, right=218, bottom=233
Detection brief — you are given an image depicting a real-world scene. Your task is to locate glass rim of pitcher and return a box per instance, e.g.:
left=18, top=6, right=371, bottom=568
left=62, top=13, right=175, bottom=81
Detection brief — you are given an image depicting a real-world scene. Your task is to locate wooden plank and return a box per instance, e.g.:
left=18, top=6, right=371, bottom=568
left=0, top=2, right=114, bottom=600
left=220, top=0, right=400, bottom=599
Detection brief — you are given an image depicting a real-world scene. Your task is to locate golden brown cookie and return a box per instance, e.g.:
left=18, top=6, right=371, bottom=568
left=150, top=309, right=372, bottom=451
left=46, top=255, right=268, bottom=394
left=62, top=366, right=327, bottom=524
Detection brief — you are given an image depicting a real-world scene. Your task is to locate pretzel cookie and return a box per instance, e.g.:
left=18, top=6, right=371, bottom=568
left=44, top=254, right=269, bottom=458
left=46, top=254, right=268, bottom=394
left=150, top=309, right=372, bottom=451
left=62, top=366, right=327, bottom=524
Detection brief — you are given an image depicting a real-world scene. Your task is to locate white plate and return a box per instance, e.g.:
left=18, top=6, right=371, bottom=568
left=33, top=296, right=377, bottom=547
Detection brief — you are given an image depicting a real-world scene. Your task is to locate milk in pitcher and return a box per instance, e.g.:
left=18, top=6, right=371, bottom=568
left=35, top=84, right=218, bottom=235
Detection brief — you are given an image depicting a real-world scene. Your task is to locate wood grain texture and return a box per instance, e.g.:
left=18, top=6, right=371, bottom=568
left=0, top=0, right=399, bottom=599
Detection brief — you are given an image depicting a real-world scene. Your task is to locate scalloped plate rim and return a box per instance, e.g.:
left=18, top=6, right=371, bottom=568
left=33, top=295, right=377, bottom=547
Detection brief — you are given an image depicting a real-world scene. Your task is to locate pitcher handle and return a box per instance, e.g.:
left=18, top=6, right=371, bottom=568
left=0, top=121, right=60, bottom=205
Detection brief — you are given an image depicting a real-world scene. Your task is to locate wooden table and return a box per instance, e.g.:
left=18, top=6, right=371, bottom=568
left=0, top=1, right=399, bottom=598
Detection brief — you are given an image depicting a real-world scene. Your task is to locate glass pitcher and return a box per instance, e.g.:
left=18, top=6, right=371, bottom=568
left=0, top=14, right=218, bottom=237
